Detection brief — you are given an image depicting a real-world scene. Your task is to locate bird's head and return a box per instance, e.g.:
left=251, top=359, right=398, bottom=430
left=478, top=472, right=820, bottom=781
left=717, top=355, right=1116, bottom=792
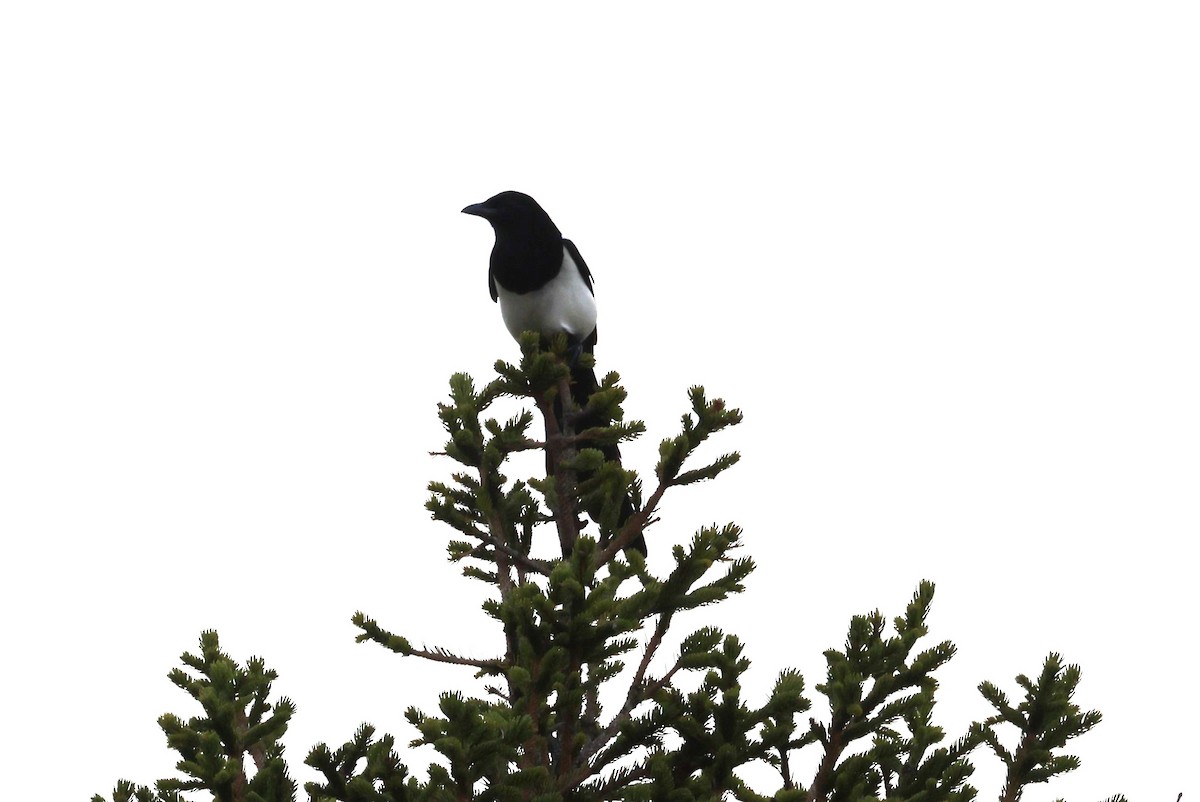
left=462, top=191, right=561, bottom=243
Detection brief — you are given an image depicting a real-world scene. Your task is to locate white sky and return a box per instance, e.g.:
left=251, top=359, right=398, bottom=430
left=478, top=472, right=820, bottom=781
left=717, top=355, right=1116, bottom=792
left=2, top=4, right=1196, bottom=801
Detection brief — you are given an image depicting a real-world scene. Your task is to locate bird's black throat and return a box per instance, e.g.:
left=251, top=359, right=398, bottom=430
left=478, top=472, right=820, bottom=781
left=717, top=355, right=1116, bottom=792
left=488, top=229, right=563, bottom=295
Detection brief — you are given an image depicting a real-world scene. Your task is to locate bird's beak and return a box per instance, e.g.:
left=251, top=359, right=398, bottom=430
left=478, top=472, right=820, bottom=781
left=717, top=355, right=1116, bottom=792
left=461, top=202, right=490, bottom=218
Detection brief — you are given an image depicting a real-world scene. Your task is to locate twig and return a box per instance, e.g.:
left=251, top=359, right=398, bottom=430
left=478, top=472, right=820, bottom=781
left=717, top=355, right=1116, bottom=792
left=574, top=653, right=684, bottom=770
left=470, top=528, right=553, bottom=576
left=807, top=726, right=845, bottom=802
left=406, top=645, right=504, bottom=672
left=628, top=613, right=672, bottom=706
left=592, top=477, right=668, bottom=566
left=577, top=763, right=653, bottom=797
left=570, top=614, right=673, bottom=775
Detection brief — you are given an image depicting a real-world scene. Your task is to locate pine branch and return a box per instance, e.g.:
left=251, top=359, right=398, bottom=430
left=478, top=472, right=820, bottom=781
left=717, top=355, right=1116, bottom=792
left=305, top=724, right=415, bottom=802
left=447, top=523, right=553, bottom=576
left=351, top=612, right=504, bottom=673
left=592, top=387, right=742, bottom=565
left=983, top=653, right=1103, bottom=802
left=573, top=612, right=675, bottom=771
left=805, top=582, right=959, bottom=802
left=93, top=632, right=297, bottom=802
left=573, top=651, right=687, bottom=776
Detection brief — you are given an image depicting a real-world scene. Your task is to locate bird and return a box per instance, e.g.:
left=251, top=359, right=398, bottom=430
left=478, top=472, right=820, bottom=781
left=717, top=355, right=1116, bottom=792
left=462, top=191, right=645, bottom=556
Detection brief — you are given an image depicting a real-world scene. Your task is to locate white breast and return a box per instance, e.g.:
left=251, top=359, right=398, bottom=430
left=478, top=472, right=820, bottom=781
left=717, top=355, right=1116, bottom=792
left=495, top=246, right=598, bottom=341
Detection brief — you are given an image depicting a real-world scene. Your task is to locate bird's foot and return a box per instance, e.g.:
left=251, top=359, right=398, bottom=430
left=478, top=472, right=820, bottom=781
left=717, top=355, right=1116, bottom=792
left=566, top=340, right=584, bottom=369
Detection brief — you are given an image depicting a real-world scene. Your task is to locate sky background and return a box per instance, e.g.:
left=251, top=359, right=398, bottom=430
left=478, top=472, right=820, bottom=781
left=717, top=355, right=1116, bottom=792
left=2, top=4, right=1197, bottom=801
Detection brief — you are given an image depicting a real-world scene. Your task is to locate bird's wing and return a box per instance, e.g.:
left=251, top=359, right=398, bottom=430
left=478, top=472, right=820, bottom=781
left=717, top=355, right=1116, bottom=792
left=564, top=240, right=595, bottom=295
left=488, top=268, right=499, bottom=302
left=564, top=239, right=598, bottom=348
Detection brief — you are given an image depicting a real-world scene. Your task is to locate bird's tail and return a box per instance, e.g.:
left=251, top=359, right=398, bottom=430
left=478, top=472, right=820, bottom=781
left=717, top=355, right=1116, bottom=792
left=556, top=360, right=646, bottom=556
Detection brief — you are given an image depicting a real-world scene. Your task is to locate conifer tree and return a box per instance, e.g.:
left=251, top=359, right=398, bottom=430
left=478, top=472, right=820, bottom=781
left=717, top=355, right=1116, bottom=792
left=94, top=337, right=1126, bottom=802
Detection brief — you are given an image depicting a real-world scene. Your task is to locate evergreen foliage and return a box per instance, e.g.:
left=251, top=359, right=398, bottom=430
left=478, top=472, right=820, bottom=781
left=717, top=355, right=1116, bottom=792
left=92, top=631, right=297, bottom=802
left=94, top=339, right=1124, bottom=802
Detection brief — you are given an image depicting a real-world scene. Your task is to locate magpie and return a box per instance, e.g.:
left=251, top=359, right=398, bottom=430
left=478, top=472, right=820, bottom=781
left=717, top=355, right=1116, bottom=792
left=462, top=191, right=645, bottom=556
